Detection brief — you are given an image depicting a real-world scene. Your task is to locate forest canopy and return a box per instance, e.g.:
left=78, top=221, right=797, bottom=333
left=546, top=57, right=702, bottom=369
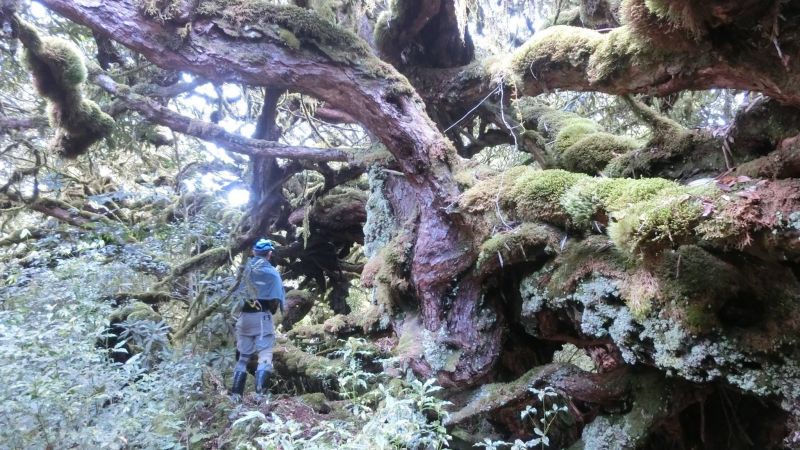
left=2, top=0, right=800, bottom=448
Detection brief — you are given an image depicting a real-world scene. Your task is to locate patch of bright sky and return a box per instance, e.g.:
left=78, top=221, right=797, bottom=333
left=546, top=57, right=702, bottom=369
left=227, top=188, right=250, bottom=207
left=169, top=75, right=255, bottom=205
left=468, top=2, right=540, bottom=53
left=29, top=2, right=49, bottom=19
left=173, top=75, right=257, bottom=166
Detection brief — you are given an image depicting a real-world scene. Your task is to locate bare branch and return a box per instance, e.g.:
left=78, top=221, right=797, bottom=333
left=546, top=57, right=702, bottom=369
left=93, top=73, right=353, bottom=162
left=0, top=115, right=49, bottom=132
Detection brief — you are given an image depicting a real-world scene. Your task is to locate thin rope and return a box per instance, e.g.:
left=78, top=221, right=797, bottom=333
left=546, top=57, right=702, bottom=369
left=443, top=86, right=501, bottom=133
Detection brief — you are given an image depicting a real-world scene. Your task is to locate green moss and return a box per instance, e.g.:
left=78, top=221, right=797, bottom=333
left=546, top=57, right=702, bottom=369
left=310, top=186, right=367, bottom=229
left=453, top=163, right=498, bottom=190
left=561, top=132, right=639, bottom=174
left=587, top=27, right=656, bottom=82
left=197, top=0, right=414, bottom=93
left=508, top=169, right=586, bottom=224
left=512, top=98, right=582, bottom=133
left=642, top=0, right=705, bottom=35
left=137, top=0, right=182, bottom=21
left=278, top=28, right=301, bottom=49
left=20, top=22, right=114, bottom=158
left=477, top=224, right=556, bottom=268
left=659, top=245, right=737, bottom=299
left=511, top=100, right=639, bottom=174
left=510, top=25, right=602, bottom=75
left=198, top=0, right=366, bottom=60
left=683, top=302, right=718, bottom=333
left=536, top=109, right=581, bottom=132
left=608, top=192, right=705, bottom=253
left=653, top=245, right=743, bottom=333
left=368, top=233, right=414, bottom=313
left=298, top=392, right=330, bottom=413
left=76, top=100, right=115, bottom=133
left=553, top=120, right=601, bottom=155
left=277, top=339, right=342, bottom=378
left=288, top=323, right=327, bottom=340
left=460, top=166, right=530, bottom=215
left=562, top=177, right=682, bottom=228
left=37, top=37, right=87, bottom=87
left=111, top=301, right=162, bottom=322
left=547, top=235, right=627, bottom=295
left=372, top=11, right=392, bottom=49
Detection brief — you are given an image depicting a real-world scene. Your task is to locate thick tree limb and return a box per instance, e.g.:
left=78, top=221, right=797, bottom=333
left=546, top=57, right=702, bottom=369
left=446, top=364, right=629, bottom=427
left=734, top=134, right=800, bottom=179
left=163, top=246, right=230, bottom=281
left=39, top=0, right=454, bottom=179
left=312, top=106, right=356, bottom=124
left=419, top=10, right=800, bottom=121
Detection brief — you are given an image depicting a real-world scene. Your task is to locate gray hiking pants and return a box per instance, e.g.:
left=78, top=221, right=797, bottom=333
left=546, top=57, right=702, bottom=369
left=235, top=311, right=275, bottom=372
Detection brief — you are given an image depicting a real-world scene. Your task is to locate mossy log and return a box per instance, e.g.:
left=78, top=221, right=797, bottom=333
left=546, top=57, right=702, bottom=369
left=515, top=239, right=800, bottom=428
left=270, top=337, right=343, bottom=395
left=166, top=247, right=230, bottom=280
left=511, top=99, right=641, bottom=175
left=288, top=305, right=387, bottom=342
left=509, top=96, right=800, bottom=180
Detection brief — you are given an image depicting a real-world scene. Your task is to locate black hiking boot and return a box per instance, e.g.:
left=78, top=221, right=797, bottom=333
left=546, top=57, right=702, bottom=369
left=230, top=370, right=247, bottom=400
left=255, top=370, right=270, bottom=395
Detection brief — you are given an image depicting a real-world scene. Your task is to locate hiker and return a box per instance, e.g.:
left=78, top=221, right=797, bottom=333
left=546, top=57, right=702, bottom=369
left=230, top=238, right=285, bottom=398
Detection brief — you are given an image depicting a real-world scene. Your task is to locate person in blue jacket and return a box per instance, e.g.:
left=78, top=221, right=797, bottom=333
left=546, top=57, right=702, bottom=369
left=230, top=238, right=285, bottom=398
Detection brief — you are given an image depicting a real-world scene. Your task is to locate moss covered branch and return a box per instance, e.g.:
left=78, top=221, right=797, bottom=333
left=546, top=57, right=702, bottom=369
left=12, top=16, right=114, bottom=157
left=462, top=167, right=800, bottom=258
left=424, top=1, right=800, bottom=122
